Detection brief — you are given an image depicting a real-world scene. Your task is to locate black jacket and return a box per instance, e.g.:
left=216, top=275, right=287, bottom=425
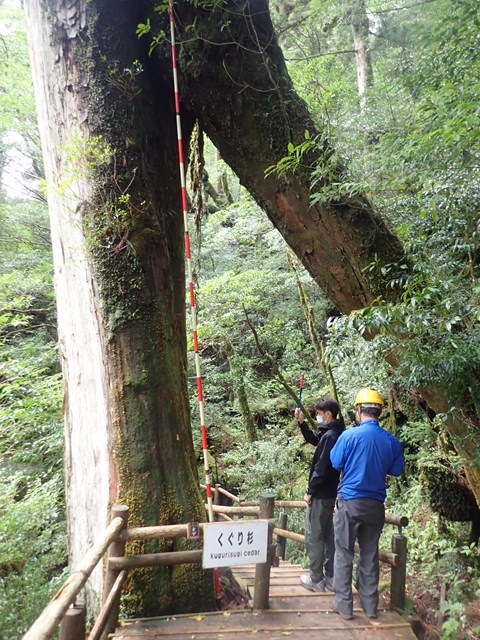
left=299, top=418, right=345, bottom=499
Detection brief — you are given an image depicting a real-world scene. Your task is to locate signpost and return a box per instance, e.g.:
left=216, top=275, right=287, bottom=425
left=202, top=520, right=268, bottom=569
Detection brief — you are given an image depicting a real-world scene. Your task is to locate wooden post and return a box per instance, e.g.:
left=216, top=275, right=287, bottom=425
left=276, top=512, right=287, bottom=560
left=59, top=605, right=86, bottom=640
left=88, top=570, right=127, bottom=640
left=390, top=533, right=407, bottom=611
left=253, top=493, right=274, bottom=610
left=102, top=505, right=129, bottom=640
left=214, top=484, right=220, bottom=521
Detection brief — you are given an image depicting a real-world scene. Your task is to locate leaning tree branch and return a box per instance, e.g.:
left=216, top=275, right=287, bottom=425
left=286, top=251, right=343, bottom=418
left=243, top=305, right=316, bottom=427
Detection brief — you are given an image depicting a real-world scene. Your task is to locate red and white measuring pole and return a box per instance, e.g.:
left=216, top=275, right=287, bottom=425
left=169, top=2, right=221, bottom=599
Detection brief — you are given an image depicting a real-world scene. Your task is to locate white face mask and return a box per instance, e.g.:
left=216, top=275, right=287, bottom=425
left=316, top=415, right=326, bottom=425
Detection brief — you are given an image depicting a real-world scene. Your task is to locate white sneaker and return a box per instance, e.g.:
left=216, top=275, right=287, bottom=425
left=300, top=573, right=326, bottom=592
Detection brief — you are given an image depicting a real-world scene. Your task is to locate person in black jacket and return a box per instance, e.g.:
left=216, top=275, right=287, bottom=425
left=294, top=396, right=345, bottom=592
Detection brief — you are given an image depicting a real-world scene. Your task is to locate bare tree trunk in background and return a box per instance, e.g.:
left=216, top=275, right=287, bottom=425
left=347, top=0, right=373, bottom=113
left=227, top=349, right=257, bottom=442
left=287, top=252, right=343, bottom=415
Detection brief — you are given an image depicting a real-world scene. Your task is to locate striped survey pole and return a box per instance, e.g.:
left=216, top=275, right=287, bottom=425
left=297, top=372, right=304, bottom=408
left=169, top=2, right=221, bottom=599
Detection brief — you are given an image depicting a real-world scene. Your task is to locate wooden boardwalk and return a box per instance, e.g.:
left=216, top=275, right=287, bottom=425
left=112, top=561, right=416, bottom=639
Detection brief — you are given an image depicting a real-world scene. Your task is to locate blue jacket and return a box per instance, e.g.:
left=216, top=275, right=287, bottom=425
left=330, top=419, right=404, bottom=502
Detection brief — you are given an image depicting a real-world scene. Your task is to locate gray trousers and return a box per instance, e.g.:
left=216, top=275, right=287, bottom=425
left=305, top=497, right=336, bottom=583
left=333, top=498, right=385, bottom=615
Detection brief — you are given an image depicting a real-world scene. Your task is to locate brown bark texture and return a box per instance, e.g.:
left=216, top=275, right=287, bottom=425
left=173, top=0, right=406, bottom=313
left=23, top=0, right=213, bottom=617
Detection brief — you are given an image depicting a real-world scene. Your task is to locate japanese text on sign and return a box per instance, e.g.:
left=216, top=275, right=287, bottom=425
left=202, top=520, right=268, bottom=568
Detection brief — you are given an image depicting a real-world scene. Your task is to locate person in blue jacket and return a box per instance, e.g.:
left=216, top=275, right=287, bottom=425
left=330, top=388, right=404, bottom=620
left=294, top=396, right=345, bottom=593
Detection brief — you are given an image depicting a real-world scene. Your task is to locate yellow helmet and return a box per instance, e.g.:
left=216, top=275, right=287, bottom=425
left=354, top=388, right=384, bottom=407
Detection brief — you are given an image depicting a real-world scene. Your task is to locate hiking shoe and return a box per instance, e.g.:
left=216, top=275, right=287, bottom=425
left=300, top=573, right=326, bottom=592
left=324, top=576, right=335, bottom=592
left=333, top=602, right=353, bottom=620
left=359, top=597, right=378, bottom=618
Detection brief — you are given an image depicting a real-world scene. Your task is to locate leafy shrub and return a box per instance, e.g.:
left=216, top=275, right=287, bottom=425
left=221, top=431, right=307, bottom=501
left=0, top=471, right=67, bottom=639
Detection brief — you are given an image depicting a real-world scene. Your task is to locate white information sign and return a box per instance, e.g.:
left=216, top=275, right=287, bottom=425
left=202, top=519, right=268, bottom=569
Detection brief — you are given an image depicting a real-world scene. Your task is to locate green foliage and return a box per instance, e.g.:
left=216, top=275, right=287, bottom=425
left=0, top=471, right=67, bottom=639
left=383, top=482, right=466, bottom=569
left=221, top=431, right=306, bottom=500
left=0, top=90, right=64, bottom=634
left=329, top=266, right=480, bottom=414
left=198, top=198, right=290, bottom=277
left=323, top=317, right=390, bottom=412
left=0, top=263, right=65, bottom=632
left=266, top=131, right=370, bottom=206
left=0, top=352, right=63, bottom=473
left=272, top=0, right=480, bottom=423
left=0, top=0, right=42, bottom=193
left=189, top=194, right=333, bottom=445
left=0, top=198, right=51, bottom=269
left=440, top=600, right=465, bottom=639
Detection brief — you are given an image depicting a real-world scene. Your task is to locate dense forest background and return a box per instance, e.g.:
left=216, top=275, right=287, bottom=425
left=1, top=0, right=479, bottom=637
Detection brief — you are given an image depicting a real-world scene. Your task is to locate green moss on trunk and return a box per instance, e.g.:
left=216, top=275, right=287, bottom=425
left=64, top=0, right=214, bottom=616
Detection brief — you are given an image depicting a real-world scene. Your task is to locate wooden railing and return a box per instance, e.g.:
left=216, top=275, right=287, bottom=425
left=22, top=504, right=206, bottom=640
left=22, top=496, right=275, bottom=640
left=207, top=483, right=409, bottom=611
left=23, top=487, right=408, bottom=640
left=22, top=505, right=129, bottom=640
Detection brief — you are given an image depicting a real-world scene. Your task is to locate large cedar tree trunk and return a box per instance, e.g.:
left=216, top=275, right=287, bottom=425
left=24, top=0, right=213, bottom=616
left=173, top=1, right=405, bottom=311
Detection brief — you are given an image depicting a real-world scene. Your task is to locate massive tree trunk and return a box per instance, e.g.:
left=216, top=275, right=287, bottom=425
left=174, top=1, right=405, bottom=312
left=24, top=0, right=212, bottom=616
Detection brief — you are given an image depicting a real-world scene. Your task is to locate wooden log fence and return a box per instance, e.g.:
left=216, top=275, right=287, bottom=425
left=202, top=483, right=409, bottom=611
left=22, top=513, right=128, bottom=640
left=253, top=494, right=275, bottom=609
left=23, top=485, right=409, bottom=640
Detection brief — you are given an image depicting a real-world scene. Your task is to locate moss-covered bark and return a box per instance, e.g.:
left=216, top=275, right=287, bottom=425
left=24, top=0, right=213, bottom=616
left=227, top=351, right=257, bottom=442
left=79, top=3, right=214, bottom=615
left=173, top=0, right=407, bottom=311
